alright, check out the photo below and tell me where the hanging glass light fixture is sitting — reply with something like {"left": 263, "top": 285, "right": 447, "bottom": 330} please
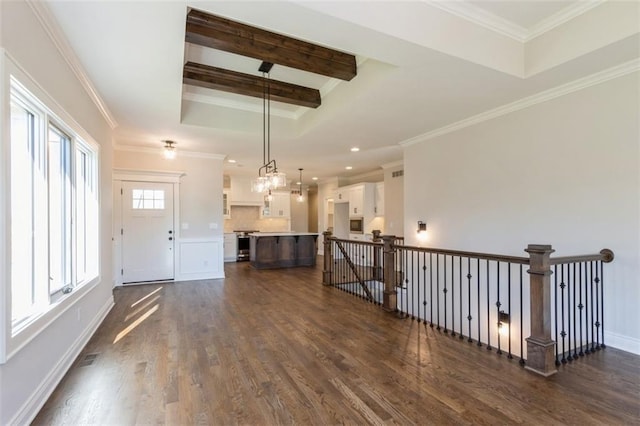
{"left": 252, "top": 62, "right": 286, "bottom": 193}
{"left": 296, "top": 168, "right": 304, "bottom": 203}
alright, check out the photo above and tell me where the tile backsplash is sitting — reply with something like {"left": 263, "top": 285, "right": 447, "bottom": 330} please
{"left": 224, "top": 206, "right": 290, "bottom": 233}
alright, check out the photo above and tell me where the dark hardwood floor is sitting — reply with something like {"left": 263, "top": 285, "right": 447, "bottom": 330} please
{"left": 34, "top": 259, "right": 640, "bottom": 425}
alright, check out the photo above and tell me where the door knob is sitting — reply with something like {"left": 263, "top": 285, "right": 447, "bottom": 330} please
{"left": 169, "top": 237, "right": 173, "bottom": 241}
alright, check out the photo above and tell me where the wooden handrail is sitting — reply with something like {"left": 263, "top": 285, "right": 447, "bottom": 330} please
{"left": 328, "top": 236, "right": 614, "bottom": 268}
{"left": 393, "top": 244, "right": 530, "bottom": 265}
{"left": 550, "top": 249, "right": 614, "bottom": 265}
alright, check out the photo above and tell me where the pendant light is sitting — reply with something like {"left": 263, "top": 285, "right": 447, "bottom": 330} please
{"left": 296, "top": 168, "right": 304, "bottom": 203}
{"left": 252, "top": 62, "right": 286, "bottom": 193}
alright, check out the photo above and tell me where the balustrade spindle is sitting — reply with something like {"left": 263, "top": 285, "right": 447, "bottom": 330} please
{"left": 497, "top": 261, "right": 502, "bottom": 355}
{"left": 444, "top": 255, "right": 449, "bottom": 334}
{"left": 467, "top": 258, "right": 473, "bottom": 343}
{"left": 477, "top": 260, "right": 481, "bottom": 347}
{"left": 430, "top": 253, "right": 434, "bottom": 327}
{"left": 507, "top": 263, "right": 513, "bottom": 359}
{"left": 486, "top": 260, "right": 491, "bottom": 351}
{"left": 436, "top": 254, "right": 441, "bottom": 331}
{"left": 422, "top": 252, "right": 428, "bottom": 324}
{"left": 573, "top": 263, "right": 578, "bottom": 360}
{"left": 519, "top": 264, "right": 524, "bottom": 366}
{"left": 459, "top": 257, "right": 463, "bottom": 339}
{"left": 590, "top": 261, "right": 596, "bottom": 354}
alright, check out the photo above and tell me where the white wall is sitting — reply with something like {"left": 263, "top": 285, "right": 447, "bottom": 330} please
{"left": 403, "top": 72, "right": 640, "bottom": 354}
{"left": 316, "top": 178, "right": 341, "bottom": 254}
{"left": 0, "top": 1, "right": 114, "bottom": 423}
{"left": 114, "top": 150, "right": 225, "bottom": 281}
{"left": 290, "top": 192, "right": 309, "bottom": 232}
{"left": 383, "top": 162, "right": 404, "bottom": 237}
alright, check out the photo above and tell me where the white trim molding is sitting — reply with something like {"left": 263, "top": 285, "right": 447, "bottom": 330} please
{"left": 112, "top": 171, "right": 184, "bottom": 286}
{"left": 401, "top": 59, "right": 640, "bottom": 147}
{"left": 427, "top": 0, "right": 605, "bottom": 43}
{"left": 114, "top": 144, "right": 227, "bottom": 161}
{"left": 113, "top": 168, "right": 186, "bottom": 183}
{"left": 176, "top": 237, "right": 225, "bottom": 281}
{"left": 25, "top": 0, "right": 118, "bottom": 129}
{"left": 9, "top": 297, "right": 114, "bottom": 426}
{"left": 604, "top": 330, "right": 640, "bottom": 356}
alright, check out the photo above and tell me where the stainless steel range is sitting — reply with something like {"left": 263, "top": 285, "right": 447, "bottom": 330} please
{"left": 234, "top": 230, "right": 259, "bottom": 261}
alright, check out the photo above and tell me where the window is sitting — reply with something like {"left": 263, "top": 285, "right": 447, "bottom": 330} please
{"left": 132, "top": 189, "right": 165, "bottom": 210}
{"left": 9, "top": 77, "right": 99, "bottom": 333}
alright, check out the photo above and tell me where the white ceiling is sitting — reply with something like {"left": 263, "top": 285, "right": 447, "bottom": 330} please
{"left": 43, "top": 0, "right": 639, "bottom": 183}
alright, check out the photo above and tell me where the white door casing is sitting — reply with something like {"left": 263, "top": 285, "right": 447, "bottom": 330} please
{"left": 121, "top": 181, "right": 174, "bottom": 283}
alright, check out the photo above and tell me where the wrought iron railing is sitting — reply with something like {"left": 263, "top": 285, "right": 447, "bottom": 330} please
{"left": 550, "top": 250, "right": 613, "bottom": 365}
{"left": 322, "top": 232, "right": 614, "bottom": 376}
{"left": 394, "top": 246, "right": 530, "bottom": 362}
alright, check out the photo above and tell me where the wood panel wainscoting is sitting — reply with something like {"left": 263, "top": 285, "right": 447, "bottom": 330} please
{"left": 34, "top": 259, "right": 639, "bottom": 425}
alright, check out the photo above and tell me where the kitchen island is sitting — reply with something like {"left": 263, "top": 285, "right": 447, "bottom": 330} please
{"left": 249, "top": 232, "right": 319, "bottom": 269}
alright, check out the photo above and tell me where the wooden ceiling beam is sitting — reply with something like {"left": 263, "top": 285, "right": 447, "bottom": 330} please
{"left": 185, "top": 9, "right": 357, "bottom": 81}
{"left": 183, "top": 62, "right": 322, "bottom": 109}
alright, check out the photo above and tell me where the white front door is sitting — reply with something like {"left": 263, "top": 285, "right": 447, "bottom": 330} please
{"left": 121, "top": 181, "right": 175, "bottom": 283}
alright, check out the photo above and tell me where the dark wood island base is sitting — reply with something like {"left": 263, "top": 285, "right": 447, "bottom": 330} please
{"left": 249, "top": 233, "right": 319, "bottom": 269}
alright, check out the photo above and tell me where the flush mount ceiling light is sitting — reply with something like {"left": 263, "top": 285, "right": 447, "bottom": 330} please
{"left": 350, "top": 147, "right": 360, "bottom": 152}
{"left": 252, "top": 62, "right": 286, "bottom": 194}
{"left": 163, "top": 140, "right": 176, "bottom": 159}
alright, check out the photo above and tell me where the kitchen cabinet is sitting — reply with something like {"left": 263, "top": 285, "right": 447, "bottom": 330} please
{"left": 262, "top": 192, "right": 290, "bottom": 218}
{"left": 223, "top": 190, "right": 231, "bottom": 219}
{"left": 223, "top": 233, "right": 237, "bottom": 262}
{"left": 350, "top": 186, "right": 364, "bottom": 216}
{"left": 230, "top": 176, "right": 263, "bottom": 206}
{"left": 334, "top": 188, "right": 349, "bottom": 203}
{"left": 374, "top": 182, "right": 384, "bottom": 216}
{"left": 349, "top": 183, "right": 375, "bottom": 217}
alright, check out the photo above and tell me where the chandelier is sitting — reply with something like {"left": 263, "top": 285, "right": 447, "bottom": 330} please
{"left": 252, "top": 62, "right": 286, "bottom": 194}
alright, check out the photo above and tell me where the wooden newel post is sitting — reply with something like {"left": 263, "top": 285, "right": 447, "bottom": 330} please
{"left": 382, "top": 235, "right": 397, "bottom": 312}
{"left": 372, "top": 230, "right": 382, "bottom": 281}
{"left": 525, "top": 244, "right": 557, "bottom": 377}
{"left": 322, "top": 231, "right": 333, "bottom": 285}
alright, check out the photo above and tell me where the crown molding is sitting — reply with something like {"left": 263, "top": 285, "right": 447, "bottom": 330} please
{"left": 427, "top": 0, "right": 528, "bottom": 42}
{"left": 115, "top": 143, "right": 226, "bottom": 160}
{"left": 26, "top": 0, "right": 118, "bottom": 129}
{"left": 401, "top": 58, "right": 640, "bottom": 147}
{"left": 526, "top": 0, "right": 605, "bottom": 42}
{"left": 427, "top": 0, "right": 605, "bottom": 43}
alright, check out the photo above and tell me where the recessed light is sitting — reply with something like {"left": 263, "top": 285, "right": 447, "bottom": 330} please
{"left": 350, "top": 147, "right": 360, "bottom": 152}
{"left": 312, "top": 177, "right": 318, "bottom": 181}
{"left": 228, "top": 159, "right": 236, "bottom": 163}
{"left": 345, "top": 166, "right": 353, "bottom": 170}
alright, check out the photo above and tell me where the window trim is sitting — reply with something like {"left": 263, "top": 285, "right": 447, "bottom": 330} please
{"left": 1, "top": 52, "right": 102, "bottom": 364}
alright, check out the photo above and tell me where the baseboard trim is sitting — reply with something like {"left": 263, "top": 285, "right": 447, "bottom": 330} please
{"left": 10, "top": 296, "right": 115, "bottom": 426}
{"left": 604, "top": 330, "right": 640, "bottom": 355}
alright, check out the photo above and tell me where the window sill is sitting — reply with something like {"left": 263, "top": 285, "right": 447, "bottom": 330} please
{"left": 3, "top": 275, "right": 101, "bottom": 364}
